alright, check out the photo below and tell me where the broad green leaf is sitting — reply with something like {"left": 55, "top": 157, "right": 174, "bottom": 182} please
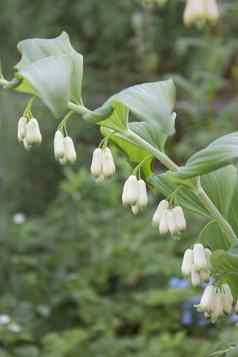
{"left": 19, "top": 55, "right": 72, "bottom": 118}
{"left": 199, "top": 221, "right": 231, "bottom": 251}
{"left": 98, "top": 101, "right": 128, "bottom": 132}
{"left": 228, "top": 173, "right": 238, "bottom": 238}
{"left": 211, "top": 249, "right": 238, "bottom": 297}
{"left": 15, "top": 32, "right": 83, "bottom": 116}
{"left": 101, "top": 125, "right": 153, "bottom": 178}
{"left": 149, "top": 174, "right": 209, "bottom": 217}
{"left": 88, "top": 79, "right": 176, "bottom": 149}
{"left": 201, "top": 165, "right": 237, "bottom": 219}
{"left": 174, "top": 132, "right": 238, "bottom": 179}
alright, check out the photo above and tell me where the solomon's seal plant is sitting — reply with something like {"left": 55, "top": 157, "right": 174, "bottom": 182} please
{"left": 1, "top": 32, "right": 238, "bottom": 324}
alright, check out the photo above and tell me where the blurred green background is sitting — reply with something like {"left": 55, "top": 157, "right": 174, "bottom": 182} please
{"left": 1, "top": 0, "right": 238, "bottom": 356}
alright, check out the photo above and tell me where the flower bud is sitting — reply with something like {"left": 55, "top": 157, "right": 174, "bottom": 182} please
{"left": 206, "top": 0, "right": 219, "bottom": 23}
{"left": 122, "top": 175, "right": 139, "bottom": 207}
{"left": 25, "top": 118, "right": 42, "bottom": 145}
{"left": 91, "top": 148, "right": 103, "bottom": 177}
{"left": 63, "top": 136, "right": 77, "bottom": 163}
{"left": 102, "top": 148, "right": 116, "bottom": 177}
{"left": 193, "top": 243, "right": 207, "bottom": 271}
{"left": 167, "top": 210, "right": 177, "bottom": 235}
{"left": 173, "top": 206, "right": 186, "bottom": 232}
{"left": 152, "top": 200, "right": 169, "bottom": 226}
{"left": 181, "top": 249, "right": 194, "bottom": 276}
{"left": 159, "top": 210, "right": 169, "bottom": 235}
{"left": 137, "top": 179, "right": 148, "bottom": 209}
{"left": 191, "top": 264, "right": 201, "bottom": 287}
{"left": 221, "top": 284, "right": 233, "bottom": 315}
{"left": 196, "top": 285, "right": 216, "bottom": 313}
{"left": 17, "top": 116, "right": 27, "bottom": 142}
{"left": 54, "top": 130, "right": 65, "bottom": 160}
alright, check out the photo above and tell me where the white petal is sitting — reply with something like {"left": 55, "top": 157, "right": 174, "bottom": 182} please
{"left": 211, "top": 289, "right": 224, "bottom": 323}
{"left": 221, "top": 284, "right": 233, "bottom": 314}
{"left": 54, "top": 130, "right": 65, "bottom": 160}
{"left": 152, "top": 200, "right": 169, "bottom": 226}
{"left": 102, "top": 148, "right": 116, "bottom": 177}
{"left": 122, "top": 176, "right": 139, "bottom": 207}
{"left": 131, "top": 204, "right": 140, "bottom": 215}
{"left": 17, "top": 116, "right": 27, "bottom": 142}
{"left": 206, "top": 0, "right": 219, "bottom": 22}
{"left": 91, "top": 148, "right": 103, "bottom": 177}
{"left": 191, "top": 264, "right": 201, "bottom": 287}
{"left": 193, "top": 243, "right": 208, "bottom": 271}
{"left": 196, "top": 285, "right": 216, "bottom": 313}
{"left": 137, "top": 179, "right": 148, "bottom": 209}
{"left": 159, "top": 211, "right": 169, "bottom": 235}
{"left": 64, "top": 136, "right": 77, "bottom": 163}
{"left": 183, "top": 0, "right": 206, "bottom": 26}
{"left": 181, "top": 249, "right": 194, "bottom": 276}
{"left": 173, "top": 206, "right": 186, "bottom": 232}
{"left": 25, "top": 118, "right": 42, "bottom": 145}
{"left": 167, "top": 210, "right": 177, "bottom": 235}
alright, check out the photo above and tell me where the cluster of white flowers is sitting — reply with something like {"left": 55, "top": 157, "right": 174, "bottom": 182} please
{"left": 17, "top": 116, "right": 42, "bottom": 150}
{"left": 53, "top": 130, "right": 77, "bottom": 164}
{"left": 122, "top": 175, "right": 148, "bottom": 215}
{"left": 196, "top": 284, "right": 236, "bottom": 323}
{"left": 152, "top": 200, "right": 186, "bottom": 235}
{"left": 181, "top": 243, "right": 211, "bottom": 286}
{"left": 184, "top": 0, "right": 219, "bottom": 27}
{"left": 90, "top": 147, "right": 116, "bottom": 181}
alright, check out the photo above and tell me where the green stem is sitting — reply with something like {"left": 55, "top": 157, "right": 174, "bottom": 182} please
{"left": 69, "top": 103, "right": 238, "bottom": 245}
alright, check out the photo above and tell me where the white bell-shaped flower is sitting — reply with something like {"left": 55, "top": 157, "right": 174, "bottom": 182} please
{"left": 173, "top": 206, "right": 186, "bottom": 232}
{"left": 17, "top": 116, "right": 27, "bottom": 142}
{"left": 196, "top": 285, "right": 216, "bottom": 313}
{"left": 183, "top": 0, "right": 206, "bottom": 26}
{"left": 25, "top": 118, "right": 42, "bottom": 145}
{"left": 91, "top": 148, "right": 103, "bottom": 178}
{"left": 206, "top": 0, "right": 219, "bottom": 22}
{"left": 137, "top": 179, "right": 148, "bottom": 209}
{"left": 63, "top": 136, "right": 77, "bottom": 163}
{"left": 211, "top": 289, "right": 224, "bottom": 323}
{"left": 54, "top": 130, "right": 65, "bottom": 160}
{"left": 181, "top": 249, "right": 194, "bottom": 276}
{"left": 122, "top": 175, "right": 139, "bottom": 207}
{"left": 159, "top": 210, "right": 169, "bottom": 235}
{"left": 102, "top": 147, "right": 116, "bottom": 177}
{"left": 191, "top": 264, "right": 201, "bottom": 287}
{"left": 167, "top": 210, "right": 177, "bottom": 235}
{"left": 193, "top": 243, "right": 208, "bottom": 271}
{"left": 221, "top": 284, "right": 233, "bottom": 315}
{"left": 152, "top": 200, "right": 169, "bottom": 226}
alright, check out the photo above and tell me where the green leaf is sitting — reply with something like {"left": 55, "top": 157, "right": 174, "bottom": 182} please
{"left": 201, "top": 165, "right": 237, "bottom": 218}
{"left": 89, "top": 79, "right": 176, "bottom": 149}
{"left": 199, "top": 221, "right": 231, "bottom": 251}
{"left": 14, "top": 32, "right": 83, "bottom": 117}
{"left": 19, "top": 55, "right": 72, "bottom": 118}
{"left": 211, "top": 249, "right": 238, "bottom": 298}
{"left": 174, "top": 132, "right": 238, "bottom": 179}
{"left": 101, "top": 125, "right": 153, "bottom": 178}
{"left": 98, "top": 101, "right": 128, "bottom": 132}
{"left": 228, "top": 173, "right": 238, "bottom": 238}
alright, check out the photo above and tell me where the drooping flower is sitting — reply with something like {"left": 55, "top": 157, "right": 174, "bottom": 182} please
{"left": 181, "top": 249, "right": 194, "bottom": 276}
{"left": 183, "top": 0, "right": 219, "bottom": 27}
{"left": 193, "top": 243, "right": 208, "bottom": 271}
{"left": 17, "top": 116, "right": 27, "bottom": 142}
{"left": 131, "top": 179, "right": 148, "bottom": 215}
{"left": 91, "top": 148, "right": 103, "bottom": 178}
{"left": 152, "top": 200, "right": 169, "bottom": 226}
{"left": 63, "top": 136, "right": 77, "bottom": 163}
{"left": 196, "top": 285, "right": 216, "bottom": 313}
{"left": 25, "top": 118, "right": 42, "bottom": 146}
{"left": 206, "top": 0, "right": 219, "bottom": 23}
{"left": 122, "top": 175, "right": 139, "bottom": 207}
{"left": 102, "top": 147, "right": 116, "bottom": 178}
{"left": 221, "top": 284, "right": 233, "bottom": 315}
{"left": 54, "top": 130, "right": 65, "bottom": 161}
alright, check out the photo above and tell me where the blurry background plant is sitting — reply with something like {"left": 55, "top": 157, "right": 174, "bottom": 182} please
{"left": 1, "top": 0, "right": 238, "bottom": 356}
